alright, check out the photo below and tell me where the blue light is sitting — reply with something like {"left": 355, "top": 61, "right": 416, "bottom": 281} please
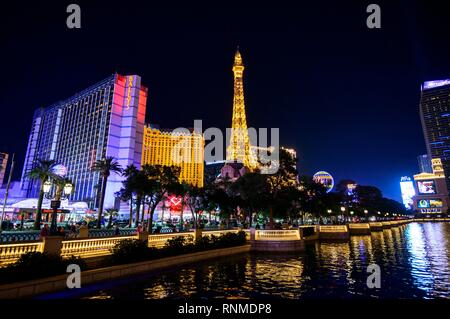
{"left": 423, "top": 79, "right": 450, "bottom": 90}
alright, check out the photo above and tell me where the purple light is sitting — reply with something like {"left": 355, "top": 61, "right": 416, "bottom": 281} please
{"left": 423, "top": 79, "right": 450, "bottom": 90}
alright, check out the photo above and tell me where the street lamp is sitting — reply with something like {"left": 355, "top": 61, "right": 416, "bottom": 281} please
{"left": 327, "top": 209, "right": 332, "bottom": 214}
{"left": 44, "top": 180, "right": 73, "bottom": 235}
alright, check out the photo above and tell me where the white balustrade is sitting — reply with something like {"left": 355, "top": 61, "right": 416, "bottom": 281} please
{"left": 61, "top": 236, "right": 136, "bottom": 258}
{"left": 318, "top": 225, "right": 348, "bottom": 233}
{"left": 147, "top": 233, "right": 193, "bottom": 249}
{"left": 0, "top": 242, "right": 43, "bottom": 265}
{"left": 255, "top": 230, "right": 300, "bottom": 241}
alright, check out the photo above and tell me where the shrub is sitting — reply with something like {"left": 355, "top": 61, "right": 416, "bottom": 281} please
{"left": 195, "top": 235, "right": 213, "bottom": 250}
{"left": 109, "top": 239, "right": 156, "bottom": 265}
{"left": 163, "top": 235, "right": 194, "bottom": 255}
{"left": 215, "top": 231, "right": 247, "bottom": 248}
{"left": 0, "top": 252, "right": 88, "bottom": 284}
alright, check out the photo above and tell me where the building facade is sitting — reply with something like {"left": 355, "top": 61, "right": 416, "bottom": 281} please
{"left": 419, "top": 79, "right": 450, "bottom": 193}
{"left": 412, "top": 158, "right": 450, "bottom": 216}
{"left": 141, "top": 126, "right": 204, "bottom": 187}
{"left": 417, "top": 154, "right": 433, "bottom": 173}
{"left": 0, "top": 153, "right": 8, "bottom": 187}
{"left": 20, "top": 74, "right": 148, "bottom": 209}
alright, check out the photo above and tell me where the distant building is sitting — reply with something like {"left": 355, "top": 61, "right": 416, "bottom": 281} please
{"left": 205, "top": 160, "right": 226, "bottom": 183}
{"left": 419, "top": 79, "right": 450, "bottom": 193}
{"left": 412, "top": 158, "right": 450, "bottom": 215}
{"left": 20, "top": 74, "right": 148, "bottom": 209}
{"left": 417, "top": 154, "right": 432, "bottom": 173}
{"left": 141, "top": 126, "right": 204, "bottom": 187}
{"left": 0, "top": 153, "right": 8, "bottom": 186}
{"left": 220, "top": 162, "right": 248, "bottom": 181}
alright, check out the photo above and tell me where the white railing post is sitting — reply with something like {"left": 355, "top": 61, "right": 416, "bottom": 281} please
{"left": 42, "top": 236, "right": 63, "bottom": 255}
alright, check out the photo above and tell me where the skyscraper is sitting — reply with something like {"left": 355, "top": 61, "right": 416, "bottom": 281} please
{"left": 20, "top": 74, "right": 147, "bottom": 209}
{"left": 0, "top": 153, "right": 8, "bottom": 186}
{"left": 419, "top": 79, "right": 450, "bottom": 194}
{"left": 417, "top": 154, "right": 432, "bottom": 173}
{"left": 226, "top": 49, "right": 256, "bottom": 168}
{"left": 141, "top": 126, "right": 204, "bottom": 187}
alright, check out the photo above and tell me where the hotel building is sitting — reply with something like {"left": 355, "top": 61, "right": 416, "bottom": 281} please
{"left": 20, "top": 74, "right": 148, "bottom": 209}
{"left": 141, "top": 125, "right": 204, "bottom": 187}
{"left": 412, "top": 158, "right": 450, "bottom": 215}
{"left": 0, "top": 153, "right": 8, "bottom": 186}
{"left": 419, "top": 79, "right": 450, "bottom": 193}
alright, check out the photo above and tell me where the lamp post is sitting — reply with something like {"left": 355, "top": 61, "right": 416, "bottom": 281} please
{"left": 44, "top": 180, "right": 73, "bottom": 235}
{"left": 364, "top": 209, "right": 368, "bottom": 222}
{"left": 340, "top": 206, "right": 346, "bottom": 223}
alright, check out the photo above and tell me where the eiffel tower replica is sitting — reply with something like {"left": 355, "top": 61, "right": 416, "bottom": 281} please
{"left": 221, "top": 48, "right": 257, "bottom": 180}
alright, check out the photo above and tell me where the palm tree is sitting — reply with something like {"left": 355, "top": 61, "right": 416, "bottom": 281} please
{"left": 105, "top": 208, "right": 119, "bottom": 229}
{"left": 26, "top": 159, "right": 58, "bottom": 230}
{"left": 91, "top": 157, "right": 122, "bottom": 228}
{"left": 123, "top": 164, "right": 138, "bottom": 227}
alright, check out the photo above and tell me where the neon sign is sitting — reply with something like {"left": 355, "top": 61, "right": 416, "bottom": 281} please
{"left": 126, "top": 76, "right": 134, "bottom": 110}
{"left": 423, "top": 79, "right": 450, "bottom": 90}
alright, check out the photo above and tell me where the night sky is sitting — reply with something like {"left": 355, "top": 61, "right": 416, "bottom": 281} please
{"left": 1, "top": 1, "right": 450, "bottom": 202}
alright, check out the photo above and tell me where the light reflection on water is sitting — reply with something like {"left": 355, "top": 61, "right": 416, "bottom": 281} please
{"left": 46, "top": 222, "right": 450, "bottom": 299}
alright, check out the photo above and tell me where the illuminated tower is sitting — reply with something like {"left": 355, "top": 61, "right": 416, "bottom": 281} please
{"left": 226, "top": 48, "right": 256, "bottom": 168}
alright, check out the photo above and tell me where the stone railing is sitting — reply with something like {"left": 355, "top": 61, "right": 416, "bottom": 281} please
{"left": 255, "top": 229, "right": 300, "bottom": 241}
{"left": 0, "top": 231, "right": 40, "bottom": 243}
{"left": 0, "top": 228, "right": 137, "bottom": 243}
{"left": 0, "top": 242, "right": 44, "bottom": 265}
{"left": 61, "top": 236, "right": 137, "bottom": 258}
{"left": 204, "top": 229, "right": 250, "bottom": 240}
{"left": 88, "top": 228, "right": 137, "bottom": 238}
{"left": 147, "top": 232, "right": 193, "bottom": 249}
{"left": 348, "top": 223, "right": 370, "bottom": 229}
{"left": 318, "top": 225, "right": 348, "bottom": 232}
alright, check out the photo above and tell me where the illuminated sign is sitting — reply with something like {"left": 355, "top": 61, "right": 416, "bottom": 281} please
{"left": 423, "top": 79, "right": 450, "bottom": 90}
{"left": 167, "top": 195, "right": 182, "bottom": 212}
{"left": 430, "top": 199, "right": 443, "bottom": 208}
{"left": 417, "top": 180, "right": 436, "bottom": 194}
{"left": 347, "top": 183, "right": 357, "bottom": 196}
{"left": 313, "top": 171, "right": 334, "bottom": 193}
{"left": 400, "top": 177, "right": 415, "bottom": 209}
{"left": 420, "top": 208, "right": 442, "bottom": 214}
{"left": 126, "top": 76, "right": 134, "bottom": 110}
{"left": 418, "top": 199, "right": 430, "bottom": 208}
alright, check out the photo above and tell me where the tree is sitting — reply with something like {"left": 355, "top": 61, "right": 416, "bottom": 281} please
{"left": 354, "top": 185, "right": 383, "bottom": 214}
{"left": 91, "top": 157, "right": 122, "bottom": 228}
{"left": 297, "top": 175, "right": 328, "bottom": 221}
{"left": 121, "top": 164, "right": 138, "bottom": 227}
{"left": 208, "top": 177, "right": 239, "bottom": 227}
{"left": 182, "top": 184, "right": 208, "bottom": 229}
{"left": 105, "top": 208, "right": 119, "bottom": 229}
{"left": 231, "top": 172, "right": 269, "bottom": 227}
{"left": 141, "top": 165, "right": 181, "bottom": 233}
{"left": 26, "top": 159, "right": 58, "bottom": 230}
{"left": 266, "top": 148, "right": 299, "bottom": 226}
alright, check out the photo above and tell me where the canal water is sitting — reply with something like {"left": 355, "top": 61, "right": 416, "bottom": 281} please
{"left": 40, "top": 222, "right": 450, "bottom": 299}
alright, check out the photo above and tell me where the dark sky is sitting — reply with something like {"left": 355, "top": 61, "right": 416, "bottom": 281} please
{"left": 1, "top": 1, "right": 450, "bottom": 202}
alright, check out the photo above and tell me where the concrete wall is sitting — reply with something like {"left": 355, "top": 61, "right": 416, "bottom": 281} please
{"left": 0, "top": 244, "right": 251, "bottom": 299}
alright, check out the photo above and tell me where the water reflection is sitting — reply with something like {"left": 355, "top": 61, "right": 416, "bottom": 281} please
{"left": 48, "top": 222, "right": 449, "bottom": 300}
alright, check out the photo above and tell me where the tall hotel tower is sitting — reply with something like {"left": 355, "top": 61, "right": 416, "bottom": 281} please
{"left": 419, "top": 79, "right": 450, "bottom": 194}
{"left": 142, "top": 125, "right": 204, "bottom": 187}
{"left": 20, "top": 74, "right": 148, "bottom": 209}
